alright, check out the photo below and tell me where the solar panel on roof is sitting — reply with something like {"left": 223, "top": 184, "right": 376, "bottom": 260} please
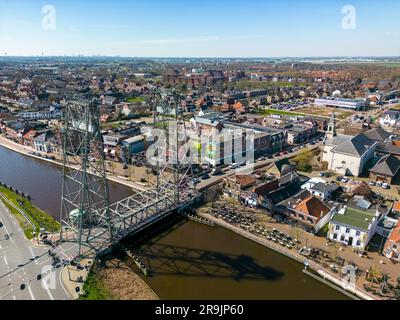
{"left": 357, "top": 199, "right": 371, "bottom": 210}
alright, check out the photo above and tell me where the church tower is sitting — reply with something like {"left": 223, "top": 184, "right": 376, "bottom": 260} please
{"left": 326, "top": 113, "right": 337, "bottom": 139}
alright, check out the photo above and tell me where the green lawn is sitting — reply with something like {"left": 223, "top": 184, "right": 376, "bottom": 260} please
{"left": 257, "top": 108, "right": 306, "bottom": 117}
{"left": 101, "top": 121, "right": 124, "bottom": 129}
{"left": 127, "top": 97, "right": 145, "bottom": 104}
{"left": 0, "top": 185, "right": 60, "bottom": 239}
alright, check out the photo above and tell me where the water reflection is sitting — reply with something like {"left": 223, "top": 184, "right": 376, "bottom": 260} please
{"left": 131, "top": 243, "right": 284, "bottom": 281}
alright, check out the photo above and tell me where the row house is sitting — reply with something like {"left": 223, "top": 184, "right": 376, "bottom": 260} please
{"left": 384, "top": 222, "right": 400, "bottom": 262}
{"left": 277, "top": 189, "right": 338, "bottom": 234}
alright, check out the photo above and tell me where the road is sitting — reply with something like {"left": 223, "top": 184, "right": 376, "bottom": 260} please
{"left": 196, "top": 141, "right": 323, "bottom": 191}
{"left": 0, "top": 200, "right": 74, "bottom": 300}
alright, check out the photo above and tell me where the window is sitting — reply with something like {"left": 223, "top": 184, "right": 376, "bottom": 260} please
{"left": 340, "top": 235, "right": 345, "bottom": 241}
{"left": 356, "top": 240, "right": 361, "bottom": 246}
{"left": 356, "top": 230, "right": 361, "bottom": 236}
{"left": 333, "top": 234, "right": 338, "bottom": 239}
{"left": 393, "top": 244, "right": 398, "bottom": 250}
{"left": 346, "top": 228, "right": 350, "bottom": 234}
{"left": 335, "top": 225, "right": 340, "bottom": 231}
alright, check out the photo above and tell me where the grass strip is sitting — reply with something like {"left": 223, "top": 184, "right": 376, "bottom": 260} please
{"left": 0, "top": 185, "right": 60, "bottom": 239}
{"left": 79, "top": 267, "right": 114, "bottom": 300}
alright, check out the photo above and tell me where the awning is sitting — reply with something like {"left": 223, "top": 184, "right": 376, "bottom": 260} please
{"left": 104, "top": 148, "right": 109, "bottom": 153}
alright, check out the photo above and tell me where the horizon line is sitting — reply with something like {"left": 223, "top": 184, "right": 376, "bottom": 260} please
{"left": 1, "top": 55, "right": 400, "bottom": 59}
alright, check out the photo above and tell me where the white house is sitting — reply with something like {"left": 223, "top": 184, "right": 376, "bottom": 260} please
{"left": 378, "top": 110, "right": 400, "bottom": 128}
{"left": 301, "top": 178, "right": 340, "bottom": 200}
{"left": 328, "top": 196, "right": 387, "bottom": 250}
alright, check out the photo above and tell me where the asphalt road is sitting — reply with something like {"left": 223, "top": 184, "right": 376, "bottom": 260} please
{"left": 0, "top": 200, "right": 73, "bottom": 300}
{"left": 196, "top": 141, "right": 323, "bottom": 191}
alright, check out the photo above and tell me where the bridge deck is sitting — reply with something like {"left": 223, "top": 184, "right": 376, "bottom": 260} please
{"left": 64, "top": 183, "right": 201, "bottom": 257}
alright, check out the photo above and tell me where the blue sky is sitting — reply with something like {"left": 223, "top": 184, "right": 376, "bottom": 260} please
{"left": 0, "top": 0, "right": 399, "bottom": 57}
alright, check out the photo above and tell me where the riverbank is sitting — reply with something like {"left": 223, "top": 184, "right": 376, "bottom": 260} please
{"left": 0, "top": 135, "right": 146, "bottom": 191}
{"left": 0, "top": 185, "right": 60, "bottom": 239}
{"left": 79, "top": 259, "right": 159, "bottom": 300}
{"left": 197, "top": 210, "right": 378, "bottom": 300}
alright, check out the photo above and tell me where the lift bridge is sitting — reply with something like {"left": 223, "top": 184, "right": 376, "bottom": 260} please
{"left": 59, "top": 94, "right": 200, "bottom": 258}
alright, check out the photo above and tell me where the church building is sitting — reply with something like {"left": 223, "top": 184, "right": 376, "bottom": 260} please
{"left": 322, "top": 115, "right": 377, "bottom": 177}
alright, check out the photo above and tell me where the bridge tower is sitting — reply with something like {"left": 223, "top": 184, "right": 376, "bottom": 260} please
{"left": 59, "top": 96, "right": 113, "bottom": 257}
{"left": 152, "top": 89, "right": 194, "bottom": 205}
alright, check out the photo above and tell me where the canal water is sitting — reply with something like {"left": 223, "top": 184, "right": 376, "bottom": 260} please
{"left": 0, "top": 145, "right": 347, "bottom": 299}
{"left": 0, "top": 145, "right": 131, "bottom": 218}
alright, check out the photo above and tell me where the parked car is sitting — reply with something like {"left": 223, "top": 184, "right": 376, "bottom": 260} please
{"left": 341, "top": 177, "right": 349, "bottom": 183}
{"left": 336, "top": 176, "right": 343, "bottom": 182}
{"left": 368, "top": 181, "right": 376, "bottom": 186}
{"left": 229, "top": 163, "right": 239, "bottom": 169}
{"left": 319, "top": 172, "right": 325, "bottom": 177}
{"left": 200, "top": 173, "right": 210, "bottom": 180}
{"left": 191, "top": 178, "right": 201, "bottom": 185}
{"left": 376, "top": 181, "right": 382, "bottom": 187}
{"left": 382, "top": 183, "right": 390, "bottom": 189}
{"left": 211, "top": 168, "right": 223, "bottom": 176}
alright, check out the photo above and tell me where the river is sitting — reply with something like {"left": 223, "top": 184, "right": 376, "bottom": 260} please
{"left": 0, "top": 145, "right": 347, "bottom": 299}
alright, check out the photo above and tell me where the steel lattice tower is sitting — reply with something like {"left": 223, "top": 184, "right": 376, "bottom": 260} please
{"left": 59, "top": 97, "right": 113, "bottom": 257}
{"left": 152, "top": 90, "right": 194, "bottom": 204}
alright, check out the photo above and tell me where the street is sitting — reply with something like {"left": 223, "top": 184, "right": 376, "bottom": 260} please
{"left": 0, "top": 200, "right": 72, "bottom": 300}
{"left": 196, "top": 142, "right": 322, "bottom": 191}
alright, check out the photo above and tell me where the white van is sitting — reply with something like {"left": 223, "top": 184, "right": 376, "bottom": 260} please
{"left": 229, "top": 163, "right": 239, "bottom": 169}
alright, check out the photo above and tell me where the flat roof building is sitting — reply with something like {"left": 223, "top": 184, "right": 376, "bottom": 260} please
{"left": 314, "top": 97, "right": 367, "bottom": 110}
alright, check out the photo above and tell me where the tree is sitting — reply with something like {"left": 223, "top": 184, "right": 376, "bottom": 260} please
{"left": 380, "top": 273, "right": 390, "bottom": 294}
{"left": 368, "top": 265, "right": 382, "bottom": 287}
{"left": 394, "top": 287, "right": 400, "bottom": 300}
{"left": 332, "top": 242, "right": 341, "bottom": 261}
